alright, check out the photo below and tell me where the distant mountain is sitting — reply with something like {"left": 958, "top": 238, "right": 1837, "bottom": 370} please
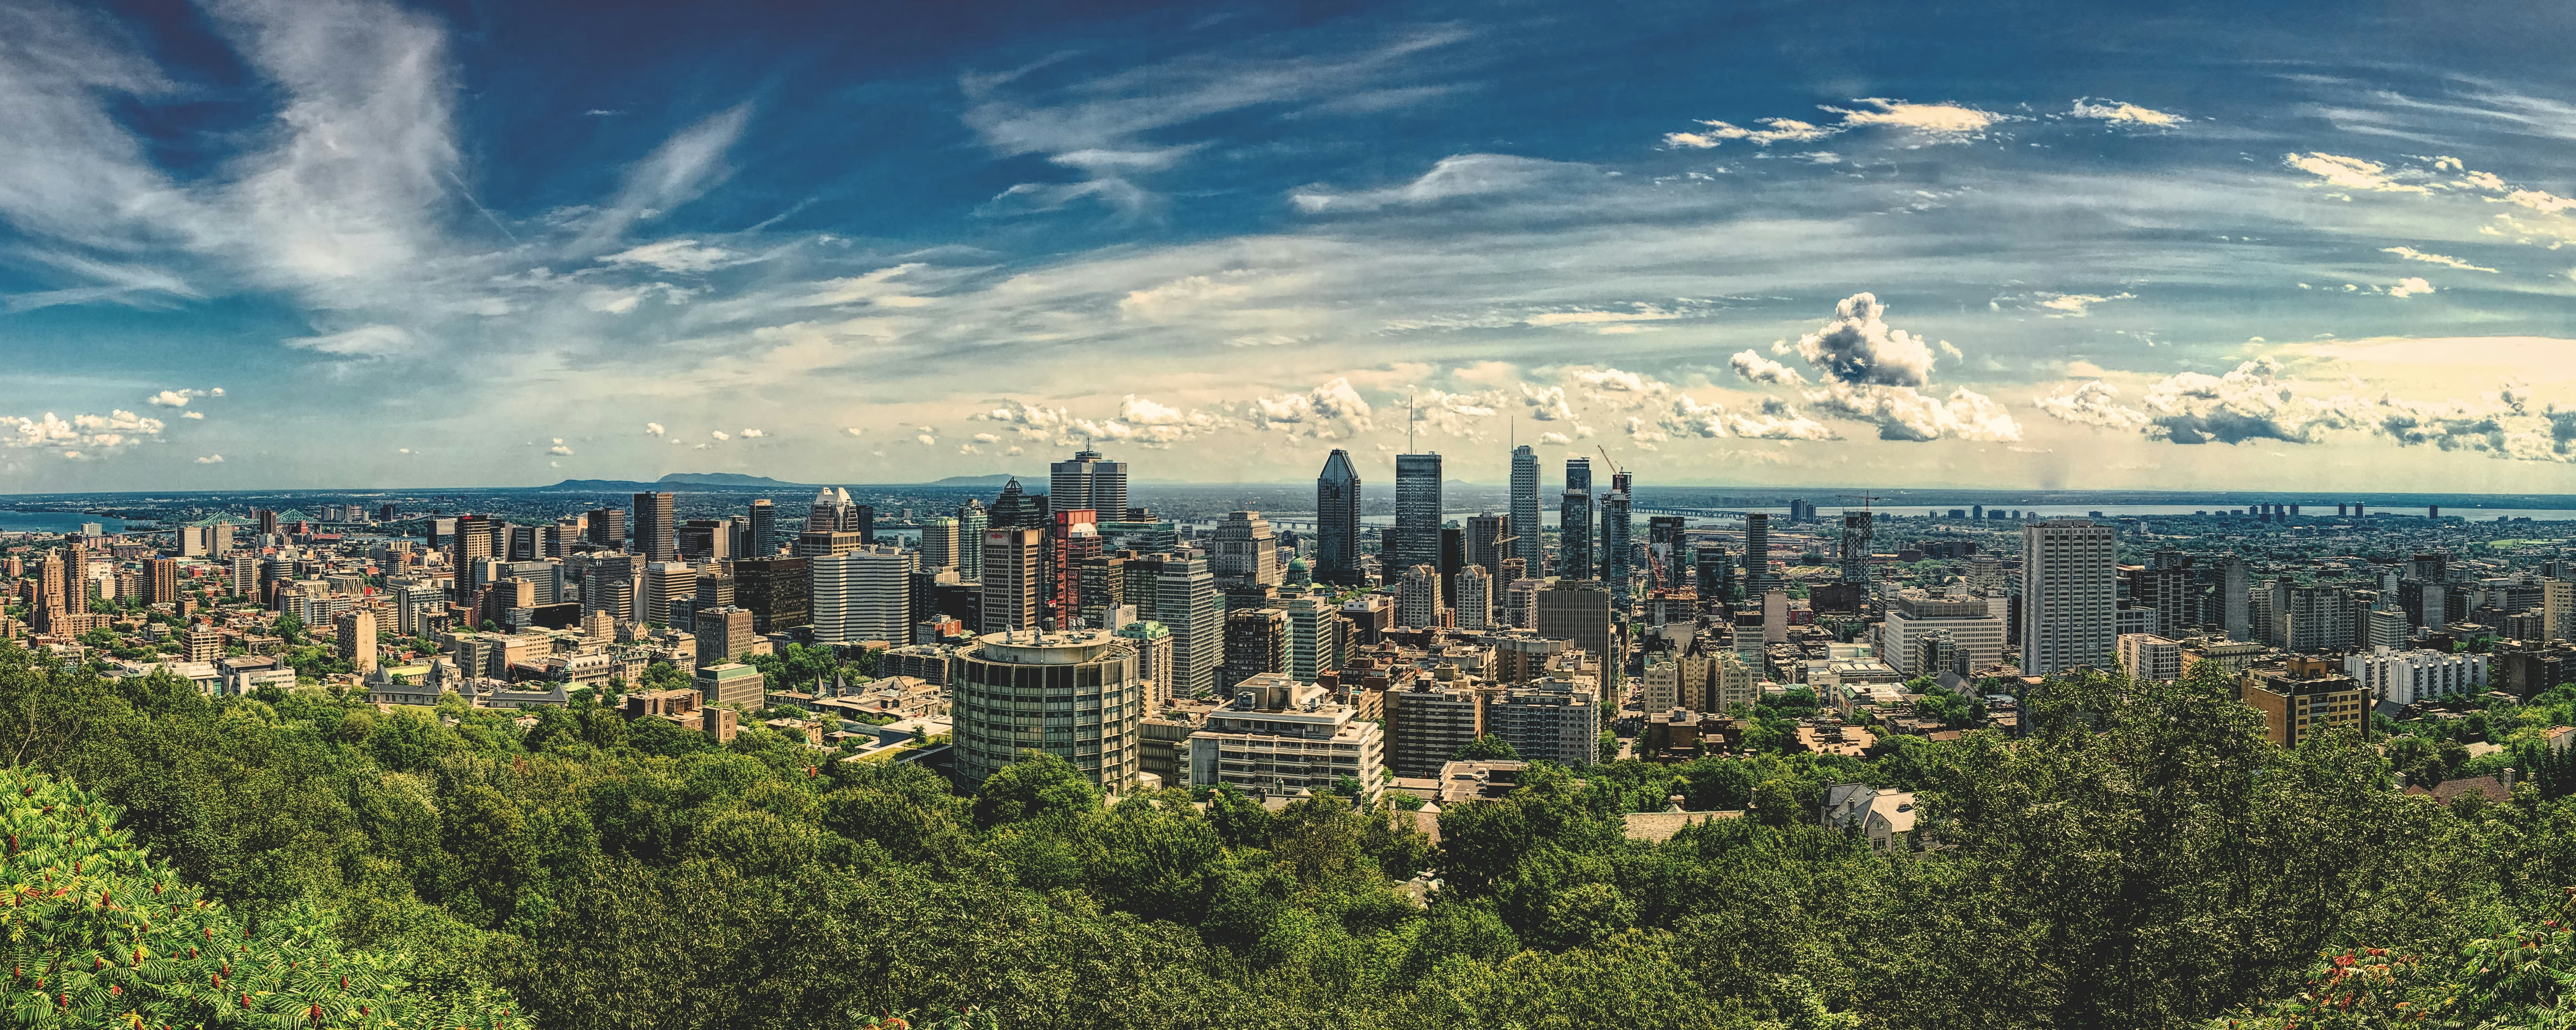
{"left": 927, "top": 473, "right": 1029, "bottom": 487}
{"left": 656, "top": 472, "right": 811, "bottom": 488}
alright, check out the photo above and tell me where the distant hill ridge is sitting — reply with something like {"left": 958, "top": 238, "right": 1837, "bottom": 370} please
{"left": 531, "top": 472, "right": 1038, "bottom": 492}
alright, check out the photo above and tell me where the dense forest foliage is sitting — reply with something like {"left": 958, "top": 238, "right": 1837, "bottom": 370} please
{"left": 8, "top": 640, "right": 2576, "bottom": 1028}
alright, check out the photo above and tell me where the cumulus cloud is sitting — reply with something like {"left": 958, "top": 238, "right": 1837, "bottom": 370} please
{"left": 1538, "top": 431, "right": 1572, "bottom": 445}
{"left": 1795, "top": 293, "right": 1936, "bottom": 387}
{"left": 2382, "top": 246, "right": 2497, "bottom": 273}
{"left": 2136, "top": 358, "right": 2370, "bottom": 444}
{"left": 1780, "top": 292, "right": 2020, "bottom": 441}
{"left": 2283, "top": 153, "right": 2430, "bottom": 194}
{"left": 1730, "top": 350, "right": 1807, "bottom": 386}
{"left": 1519, "top": 383, "right": 1578, "bottom": 421}
{"left": 644, "top": 422, "right": 665, "bottom": 435}
{"left": 1823, "top": 98, "right": 2001, "bottom": 138}
{"left": 2387, "top": 276, "right": 2435, "bottom": 299}
{"left": 194, "top": 454, "right": 223, "bottom": 464}
{"left": 1655, "top": 393, "right": 1835, "bottom": 441}
{"left": 548, "top": 444, "right": 573, "bottom": 455}
{"left": 182, "top": 411, "right": 204, "bottom": 420}
{"left": 740, "top": 428, "right": 765, "bottom": 438}
{"left": 1568, "top": 367, "right": 1674, "bottom": 408}
{"left": 2068, "top": 98, "right": 2184, "bottom": 126}
{"left": 1662, "top": 118, "right": 1837, "bottom": 149}
{"left": 0, "top": 409, "right": 167, "bottom": 455}
{"left": 978, "top": 391, "right": 1244, "bottom": 449}
{"left": 1406, "top": 388, "right": 1504, "bottom": 436}
{"left": 843, "top": 427, "right": 865, "bottom": 436}
{"left": 1247, "top": 378, "right": 1375, "bottom": 439}
{"left": 2035, "top": 381, "right": 2153, "bottom": 431}
{"left": 148, "top": 388, "right": 217, "bottom": 407}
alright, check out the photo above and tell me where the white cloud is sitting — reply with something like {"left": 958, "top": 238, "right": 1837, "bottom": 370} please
{"left": 1824, "top": 98, "right": 2001, "bottom": 138}
{"left": 2388, "top": 276, "right": 2434, "bottom": 299}
{"left": 2067, "top": 98, "right": 2184, "bottom": 126}
{"left": 1519, "top": 383, "right": 1578, "bottom": 421}
{"left": 283, "top": 324, "right": 419, "bottom": 357}
{"left": 1796, "top": 292, "right": 1936, "bottom": 387}
{"left": 843, "top": 427, "right": 865, "bottom": 436}
{"left": 2283, "top": 152, "right": 2429, "bottom": 194}
{"left": 644, "top": 422, "right": 665, "bottom": 435}
{"left": 599, "top": 238, "right": 740, "bottom": 273}
{"left": 1524, "top": 306, "right": 1686, "bottom": 328}
{"left": 547, "top": 444, "right": 573, "bottom": 455}
{"left": 147, "top": 388, "right": 215, "bottom": 407}
{"left": 1730, "top": 350, "right": 1807, "bottom": 386}
{"left": 181, "top": 411, "right": 204, "bottom": 420}
{"left": 0, "top": 409, "right": 166, "bottom": 454}
{"left": 194, "top": 454, "right": 223, "bottom": 464}
{"left": 583, "top": 288, "right": 644, "bottom": 315}
{"left": 1291, "top": 154, "right": 1594, "bottom": 213}
{"left": 2381, "top": 246, "right": 2497, "bottom": 273}
{"left": 1248, "top": 377, "right": 1375, "bottom": 439}
{"left": 2033, "top": 291, "right": 2137, "bottom": 317}
{"left": 740, "top": 428, "right": 765, "bottom": 438}
{"left": 1538, "top": 430, "right": 1572, "bottom": 445}
{"left": 1662, "top": 117, "right": 1837, "bottom": 149}
{"left": 709, "top": 430, "right": 730, "bottom": 441}
{"left": 2036, "top": 380, "right": 2153, "bottom": 431}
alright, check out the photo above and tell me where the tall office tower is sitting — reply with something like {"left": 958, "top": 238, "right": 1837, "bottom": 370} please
{"left": 1398, "top": 564, "right": 1446, "bottom": 628}
{"left": 335, "top": 610, "right": 377, "bottom": 674}
{"left": 2411, "top": 552, "right": 2448, "bottom": 584}
{"left": 1693, "top": 546, "right": 1734, "bottom": 598}
{"left": 810, "top": 545, "right": 916, "bottom": 645}
{"left": 582, "top": 554, "right": 636, "bottom": 622}
{"left": 257, "top": 509, "right": 278, "bottom": 537}
{"left": 1644, "top": 517, "right": 1685, "bottom": 588}
{"left": 1115, "top": 621, "right": 1175, "bottom": 707}
{"left": 504, "top": 523, "right": 541, "bottom": 561}
{"left": 632, "top": 492, "right": 675, "bottom": 562}
{"left": 1537, "top": 582, "right": 1616, "bottom": 695}
{"left": 1155, "top": 557, "right": 1221, "bottom": 697}
{"left": 1222, "top": 607, "right": 1289, "bottom": 690}
{"left": 451, "top": 517, "right": 494, "bottom": 602}
{"left": 732, "top": 557, "right": 809, "bottom": 634}
{"left": 1079, "top": 553, "right": 1130, "bottom": 629}
{"left": 1287, "top": 596, "right": 1348, "bottom": 682}
{"left": 2220, "top": 557, "right": 2252, "bottom": 640}
{"left": 1315, "top": 450, "right": 1364, "bottom": 586}
{"left": 585, "top": 507, "right": 624, "bottom": 549}
{"left": 694, "top": 568, "right": 735, "bottom": 611}
{"left": 1394, "top": 452, "right": 1444, "bottom": 580}
{"left": 956, "top": 499, "right": 988, "bottom": 579}
{"left": 2124, "top": 564, "right": 2195, "bottom": 642}
{"left": 2020, "top": 521, "right": 2118, "bottom": 676}
{"left": 920, "top": 517, "right": 962, "bottom": 571}
{"left": 809, "top": 487, "right": 847, "bottom": 533}
{"left": 980, "top": 528, "right": 1044, "bottom": 633}
{"left": 1048, "top": 509, "right": 1101, "bottom": 630}
{"left": 1510, "top": 445, "right": 1542, "bottom": 574}
{"left": 230, "top": 553, "right": 259, "bottom": 599}
{"left": 2419, "top": 581, "right": 2449, "bottom": 635}
{"left": 1211, "top": 511, "right": 1281, "bottom": 588}
{"left": 1565, "top": 456, "right": 1592, "bottom": 496}
{"left": 1466, "top": 512, "right": 1511, "bottom": 588}
{"left": 1559, "top": 488, "right": 1593, "bottom": 579}
{"left": 1599, "top": 489, "right": 1632, "bottom": 595}
{"left": 1049, "top": 449, "right": 1129, "bottom": 522}
{"left": 642, "top": 561, "right": 697, "bottom": 627}
{"left": 1838, "top": 511, "right": 1874, "bottom": 584}
{"left": 676, "top": 519, "right": 732, "bottom": 563}
{"left": 990, "top": 478, "right": 1038, "bottom": 530}
{"left": 1741, "top": 513, "right": 1771, "bottom": 596}
{"left": 1456, "top": 565, "right": 1494, "bottom": 630}
{"left": 2281, "top": 584, "right": 2359, "bottom": 651}
{"left": 951, "top": 628, "right": 1143, "bottom": 790}
{"left": 145, "top": 558, "right": 179, "bottom": 606}
{"left": 748, "top": 499, "right": 776, "bottom": 558}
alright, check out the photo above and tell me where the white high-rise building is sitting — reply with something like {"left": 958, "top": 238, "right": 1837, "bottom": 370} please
{"left": 2347, "top": 646, "right": 2488, "bottom": 705}
{"left": 1287, "top": 596, "right": 1347, "bottom": 682}
{"left": 2020, "top": 521, "right": 2118, "bottom": 676}
{"left": 1399, "top": 564, "right": 1446, "bottom": 629}
{"left": 1876, "top": 590, "right": 2005, "bottom": 677}
{"left": 1155, "top": 558, "right": 1220, "bottom": 698}
{"left": 810, "top": 545, "right": 916, "bottom": 645}
{"left": 1455, "top": 565, "right": 1493, "bottom": 630}
{"left": 1509, "top": 445, "right": 1542, "bottom": 575}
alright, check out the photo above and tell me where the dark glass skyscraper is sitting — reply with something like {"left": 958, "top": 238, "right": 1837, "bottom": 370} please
{"left": 1315, "top": 449, "right": 1363, "bottom": 585}
{"left": 747, "top": 499, "right": 775, "bottom": 558}
{"left": 1559, "top": 458, "right": 1593, "bottom": 578}
{"left": 631, "top": 492, "right": 675, "bottom": 563}
{"left": 1509, "top": 445, "right": 1541, "bottom": 574}
{"left": 1742, "top": 513, "right": 1771, "bottom": 597}
{"left": 1394, "top": 452, "right": 1443, "bottom": 579}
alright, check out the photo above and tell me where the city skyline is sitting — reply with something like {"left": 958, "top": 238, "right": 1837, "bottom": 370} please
{"left": 7, "top": 1, "right": 2576, "bottom": 494}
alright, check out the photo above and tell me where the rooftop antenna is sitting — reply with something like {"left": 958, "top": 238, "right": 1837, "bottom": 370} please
{"left": 1408, "top": 394, "right": 1418, "bottom": 454}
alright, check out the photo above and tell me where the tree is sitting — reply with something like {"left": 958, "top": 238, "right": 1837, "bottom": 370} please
{"left": 970, "top": 750, "right": 1099, "bottom": 828}
{"left": 1454, "top": 735, "right": 1521, "bottom": 761}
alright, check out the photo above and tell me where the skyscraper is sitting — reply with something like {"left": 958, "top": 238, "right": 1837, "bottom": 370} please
{"left": 1838, "top": 511, "right": 1874, "bottom": 585}
{"left": 586, "top": 507, "right": 625, "bottom": 549}
{"left": 1394, "top": 452, "right": 1443, "bottom": 581}
{"left": 1156, "top": 557, "right": 1221, "bottom": 697}
{"left": 956, "top": 499, "right": 988, "bottom": 580}
{"left": 1510, "top": 445, "right": 1542, "bottom": 574}
{"left": 1399, "top": 564, "right": 1446, "bottom": 629}
{"left": 2220, "top": 556, "right": 2252, "bottom": 641}
{"left": 747, "top": 499, "right": 775, "bottom": 558}
{"left": 1456, "top": 565, "right": 1494, "bottom": 630}
{"left": 810, "top": 546, "right": 915, "bottom": 645}
{"left": 1050, "top": 449, "right": 1130, "bottom": 521}
{"left": 632, "top": 492, "right": 675, "bottom": 563}
{"left": 920, "top": 517, "right": 962, "bottom": 572}
{"left": 1210, "top": 511, "right": 1281, "bottom": 588}
{"left": 1741, "top": 513, "right": 1771, "bottom": 596}
{"left": 1315, "top": 449, "right": 1363, "bottom": 587}
{"left": 980, "top": 528, "right": 1043, "bottom": 633}
{"left": 2020, "top": 520, "right": 2118, "bottom": 676}
{"left": 952, "top": 628, "right": 1143, "bottom": 790}
{"left": 1466, "top": 512, "right": 1512, "bottom": 588}
{"left": 642, "top": 561, "right": 696, "bottom": 627}
{"left": 335, "top": 610, "right": 377, "bottom": 675}
{"left": 1599, "top": 488, "right": 1632, "bottom": 597}
{"left": 1559, "top": 487, "right": 1592, "bottom": 579}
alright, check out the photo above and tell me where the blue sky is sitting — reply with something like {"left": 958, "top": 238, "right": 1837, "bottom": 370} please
{"left": 7, "top": 0, "right": 2576, "bottom": 491}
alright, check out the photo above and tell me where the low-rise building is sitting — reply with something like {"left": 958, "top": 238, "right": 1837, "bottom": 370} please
{"left": 1186, "top": 672, "right": 1384, "bottom": 799}
{"left": 2345, "top": 646, "right": 2488, "bottom": 705}
{"left": 2240, "top": 656, "right": 2370, "bottom": 747}
{"left": 2117, "top": 633, "right": 2183, "bottom": 682}
{"left": 1819, "top": 782, "right": 1917, "bottom": 851}
{"left": 695, "top": 662, "right": 766, "bottom": 709}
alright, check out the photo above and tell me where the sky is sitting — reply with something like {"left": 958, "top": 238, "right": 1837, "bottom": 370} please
{"left": 6, "top": 0, "right": 2576, "bottom": 493}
